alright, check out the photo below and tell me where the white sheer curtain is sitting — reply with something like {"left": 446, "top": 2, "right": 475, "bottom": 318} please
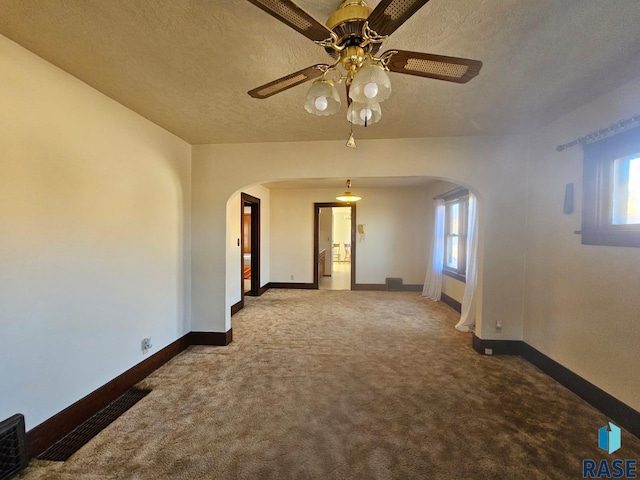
{"left": 456, "top": 193, "right": 478, "bottom": 332}
{"left": 422, "top": 199, "right": 445, "bottom": 300}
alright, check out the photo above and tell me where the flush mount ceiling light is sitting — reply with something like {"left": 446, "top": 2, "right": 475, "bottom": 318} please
{"left": 336, "top": 179, "right": 362, "bottom": 203}
{"left": 247, "top": 0, "right": 483, "bottom": 130}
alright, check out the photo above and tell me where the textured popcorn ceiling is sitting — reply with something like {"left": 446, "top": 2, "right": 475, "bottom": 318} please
{"left": 1, "top": 0, "right": 640, "bottom": 145}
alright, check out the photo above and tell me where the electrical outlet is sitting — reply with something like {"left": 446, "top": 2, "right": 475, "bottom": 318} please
{"left": 141, "top": 337, "right": 153, "bottom": 354}
{"left": 495, "top": 320, "right": 502, "bottom": 333}
{"left": 290, "top": 274, "right": 294, "bottom": 280}
{"left": 484, "top": 348, "right": 493, "bottom": 355}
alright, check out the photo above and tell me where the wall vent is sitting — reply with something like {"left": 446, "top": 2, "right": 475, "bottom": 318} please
{"left": 385, "top": 277, "right": 403, "bottom": 291}
{"left": 38, "top": 388, "right": 150, "bottom": 462}
{"left": 0, "top": 414, "right": 28, "bottom": 480}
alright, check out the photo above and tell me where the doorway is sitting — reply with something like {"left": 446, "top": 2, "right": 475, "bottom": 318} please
{"left": 314, "top": 202, "right": 356, "bottom": 290}
{"left": 241, "top": 193, "right": 260, "bottom": 305}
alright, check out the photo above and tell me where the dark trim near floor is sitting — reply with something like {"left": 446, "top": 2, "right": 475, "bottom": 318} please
{"left": 471, "top": 334, "right": 640, "bottom": 438}
{"left": 26, "top": 329, "right": 234, "bottom": 458}
{"left": 472, "top": 335, "right": 523, "bottom": 356}
{"left": 231, "top": 300, "right": 243, "bottom": 316}
{"left": 26, "top": 333, "right": 192, "bottom": 457}
{"left": 267, "top": 282, "right": 316, "bottom": 289}
{"left": 440, "top": 293, "right": 462, "bottom": 313}
{"left": 519, "top": 343, "right": 640, "bottom": 439}
{"left": 353, "top": 283, "right": 386, "bottom": 291}
{"left": 189, "top": 330, "right": 233, "bottom": 346}
{"left": 246, "top": 284, "right": 269, "bottom": 297}
{"left": 353, "top": 283, "right": 424, "bottom": 292}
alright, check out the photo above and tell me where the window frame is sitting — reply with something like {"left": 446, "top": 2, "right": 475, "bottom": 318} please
{"left": 582, "top": 126, "right": 640, "bottom": 248}
{"left": 442, "top": 190, "right": 469, "bottom": 282}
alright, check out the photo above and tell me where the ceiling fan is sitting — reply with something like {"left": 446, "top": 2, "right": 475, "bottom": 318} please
{"left": 246, "top": 0, "right": 482, "bottom": 131}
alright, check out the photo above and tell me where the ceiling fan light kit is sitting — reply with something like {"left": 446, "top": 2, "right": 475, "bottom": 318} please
{"left": 347, "top": 101, "right": 381, "bottom": 126}
{"left": 304, "top": 79, "right": 342, "bottom": 115}
{"left": 349, "top": 61, "right": 392, "bottom": 104}
{"left": 247, "top": 0, "right": 482, "bottom": 138}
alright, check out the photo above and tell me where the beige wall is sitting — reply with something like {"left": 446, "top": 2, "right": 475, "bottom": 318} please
{"left": 443, "top": 276, "right": 466, "bottom": 304}
{"left": 268, "top": 187, "right": 430, "bottom": 285}
{"left": 524, "top": 77, "right": 640, "bottom": 411}
{"left": 0, "top": 35, "right": 191, "bottom": 429}
{"left": 192, "top": 135, "right": 529, "bottom": 340}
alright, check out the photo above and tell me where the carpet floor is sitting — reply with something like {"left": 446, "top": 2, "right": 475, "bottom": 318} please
{"left": 18, "top": 289, "right": 640, "bottom": 479}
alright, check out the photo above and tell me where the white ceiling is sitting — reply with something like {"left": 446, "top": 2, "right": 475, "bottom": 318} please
{"left": 1, "top": 0, "right": 640, "bottom": 145}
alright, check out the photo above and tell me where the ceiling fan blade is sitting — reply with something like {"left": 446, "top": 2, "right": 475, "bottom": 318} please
{"left": 384, "top": 50, "right": 482, "bottom": 83}
{"left": 246, "top": 0, "right": 334, "bottom": 43}
{"left": 367, "top": 0, "right": 431, "bottom": 36}
{"left": 248, "top": 64, "right": 329, "bottom": 99}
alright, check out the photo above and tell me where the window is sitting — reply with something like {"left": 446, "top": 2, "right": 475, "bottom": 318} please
{"left": 582, "top": 126, "right": 640, "bottom": 247}
{"left": 612, "top": 156, "right": 640, "bottom": 225}
{"left": 443, "top": 190, "right": 469, "bottom": 281}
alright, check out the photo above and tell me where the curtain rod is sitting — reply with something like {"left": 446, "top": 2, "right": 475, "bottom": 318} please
{"left": 556, "top": 113, "right": 640, "bottom": 152}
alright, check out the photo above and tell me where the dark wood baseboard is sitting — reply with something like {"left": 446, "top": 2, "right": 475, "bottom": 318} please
{"left": 471, "top": 334, "right": 640, "bottom": 439}
{"left": 267, "top": 282, "right": 315, "bottom": 289}
{"left": 353, "top": 283, "right": 386, "bottom": 291}
{"left": 26, "top": 333, "right": 192, "bottom": 457}
{"left": 472, "top": 334, "right": 523, "bottom": 356}
{"left": 26, "top": 328, "right": 233, "bottom": 457}
{"left": 440, "top": 292, "right": 462, "bottom": 313}
{"left": 519, "top": 343, "right": 640, "bottom": 439}
{"left": 353, "top": 283, "right": 424, "bottom": 292}
{"left": 231, "top": 300, "right": 243, "bottom": 316}
{"left": 246, "top": 285, "right": 269, "bottom": 297}
{"left": 189, "top": 330, "right": 233, "bottom": 346}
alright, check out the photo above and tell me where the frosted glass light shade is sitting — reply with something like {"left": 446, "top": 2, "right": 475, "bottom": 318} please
{"left": 346, "top": 101, "right": 382, "bottom": 126}
{"left": 349, "top": 63, "right": 391, "bottom": 104}
{"left": 336, "top": 179, "right": 362, "bottom": 202}
{"left": 304, "top": 80, "right": 341, "bottom": 116}
{"left": 336, "top": 192, "right": 362, "bottom": 202}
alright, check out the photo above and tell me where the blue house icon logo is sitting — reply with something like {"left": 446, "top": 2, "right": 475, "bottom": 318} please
{"left": 598, "top": 422, "right": 621, "bottom": 454}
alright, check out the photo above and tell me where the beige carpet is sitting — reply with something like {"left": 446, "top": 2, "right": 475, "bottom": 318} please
{"left": 18, "top": 290, "right": 640, "bottom": 479}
